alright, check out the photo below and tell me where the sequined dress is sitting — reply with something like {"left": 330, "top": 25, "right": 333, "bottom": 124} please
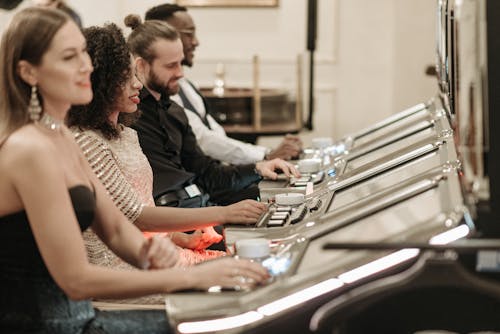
{"left": 73, "top": 127, "right": 223, "bottom": 303}
{"left": 0, "top": 186, "right": 170, "bottom": 333}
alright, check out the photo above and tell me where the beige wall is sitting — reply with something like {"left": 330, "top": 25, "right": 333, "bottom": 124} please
{"left": 0, "top": 0, "right": 437, "bottom": 146}
{"left": 393, "top": 0, "right": 437, "bottom": 113}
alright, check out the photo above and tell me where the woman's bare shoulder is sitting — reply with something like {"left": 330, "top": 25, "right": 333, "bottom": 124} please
{"left": 1, "top": 125, "right": 59, "bottom": 173}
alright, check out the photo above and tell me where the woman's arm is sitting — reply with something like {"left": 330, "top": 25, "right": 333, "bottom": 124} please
{"left": 138, "top": 200, "right": 265, "bottom": 232}
{"left": 71, "top": 130, "right": 179, "bottom": 268}
{"left": 88, "top": 172, "right": 179, "bottom": 269}
{"left": 6, "top": 134, "right": 174, "bottom": 299}
{"left": 7, "top": 131, "right": 268, "bottom": 300}
{"left": 74, "top": 130, "right": 143, "bottom": 222}
{"left": 74, "top": 130, "right": 266, "bottom": 232}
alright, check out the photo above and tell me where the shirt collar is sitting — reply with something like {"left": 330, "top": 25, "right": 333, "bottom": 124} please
{"left": 139, "top": 87, "right": 171, "bottom": 110}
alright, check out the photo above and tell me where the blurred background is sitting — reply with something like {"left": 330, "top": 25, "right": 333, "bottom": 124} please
{"left": 0, "top": 0, "right": 437, "bottom": 145}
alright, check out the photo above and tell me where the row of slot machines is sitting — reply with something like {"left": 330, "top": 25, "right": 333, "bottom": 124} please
{"left": 164, "top": 98, "right": 478, "bottom": 334}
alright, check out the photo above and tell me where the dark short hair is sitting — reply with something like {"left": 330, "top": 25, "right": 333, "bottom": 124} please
{"left": 67, "top": 23, "right": 138, "bottom": 140}
{"left": 145, "top": 4, "right": 187, "bottom": 21}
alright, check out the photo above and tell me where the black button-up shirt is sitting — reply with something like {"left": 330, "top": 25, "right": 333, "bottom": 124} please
{"left": 132, "top": 88, "right": 261, "bottom": 200}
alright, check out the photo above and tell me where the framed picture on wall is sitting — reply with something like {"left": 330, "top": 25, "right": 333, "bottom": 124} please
{"left": 175, "top": 0, "right": 279, "bottom": 7}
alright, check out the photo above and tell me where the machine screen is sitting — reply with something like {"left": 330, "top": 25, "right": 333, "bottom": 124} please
{"left": 297, "top": 186, "right": 444, "bottom": 274}
{"left": 328, "top": 151, "right": 441, "bottom": 212}
{"left": 345, "top": 126, "right": 435, "bottom": 173}
{"left": 353, "top": 110, "right": 429, "bottom": 147}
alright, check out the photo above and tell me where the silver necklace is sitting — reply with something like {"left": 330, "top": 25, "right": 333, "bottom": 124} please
{"left": 38, "top": 113, "right": 63, "bottom": 131}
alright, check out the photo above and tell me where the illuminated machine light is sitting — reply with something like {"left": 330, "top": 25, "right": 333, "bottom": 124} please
{"left": 338, "top": 225, "right": 471, "bottom": 284}
{"left": 177, "top": 311, "right": 263, "bottom": 333}
{"left": 338, "top": 249, "right": 421, "bottom": 284}
{"left": 429, "top": 224, "right": 470, "bottom": 244}
{"left": 177, "top": 226, "right": 470, "bottom": 332}
{"left": 257, "top": 279, "right": 344, "bottom": 316}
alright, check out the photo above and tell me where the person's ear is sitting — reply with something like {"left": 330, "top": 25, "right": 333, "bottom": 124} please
{"left": 17, "top": 60, "right": 38, "bottom": 86}
{"left": 134, "top": 57, "right": 148, "bottom": 82}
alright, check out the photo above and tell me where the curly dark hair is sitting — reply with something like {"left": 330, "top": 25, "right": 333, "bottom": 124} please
{"left": 67, "top": 23, "right": 138, "bottom": 140}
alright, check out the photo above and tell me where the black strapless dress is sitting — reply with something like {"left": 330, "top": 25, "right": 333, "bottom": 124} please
{"left": 0, "top": 186, "right": 170, "bottom": 334}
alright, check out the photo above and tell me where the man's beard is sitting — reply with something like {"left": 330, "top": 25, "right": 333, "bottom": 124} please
{"left": 181, "top": 47, "right": 194, "bottom": 67}
{"left": 146, "top": 70, "right": 179, "bottom": 96}
{"left": 181, "top": 57, "right": 192, "bottom": 67}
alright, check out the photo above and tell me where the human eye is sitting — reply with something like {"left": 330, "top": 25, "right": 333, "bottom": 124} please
{"left": 165, "top": 62, "right": 179, "bottom": 69}
{"left": 179, "top": 29, "right": 195, "bottom": 38}
{"left": 62, "top": 52, "right": 77, "bottom": 61}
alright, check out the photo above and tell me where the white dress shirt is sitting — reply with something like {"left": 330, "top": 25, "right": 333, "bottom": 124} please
{"left": 171, "top": 78, "right": 267, "bottom": 165}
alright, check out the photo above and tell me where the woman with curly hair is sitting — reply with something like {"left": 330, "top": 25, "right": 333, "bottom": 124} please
{"left": 67, "top": 23, "right": 267, "bottom": 303}
{"left": 0, "top": 7, "right": 269, "bottom": 332}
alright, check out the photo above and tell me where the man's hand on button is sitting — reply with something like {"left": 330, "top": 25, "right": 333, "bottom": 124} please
{"left": 255, "top": 158, "right": 301, "bottom": 180}
{"left": 265, "top": 134, "right": 303, "bottom": 161}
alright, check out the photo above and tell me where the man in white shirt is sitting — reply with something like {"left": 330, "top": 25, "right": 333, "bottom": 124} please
{"left": 145, "top": 4, "right": 302, "bottom": 165}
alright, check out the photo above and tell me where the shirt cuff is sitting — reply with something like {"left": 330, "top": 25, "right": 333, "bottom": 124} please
{"left": 263, "top": 147, "right": 272, "bottom": 160}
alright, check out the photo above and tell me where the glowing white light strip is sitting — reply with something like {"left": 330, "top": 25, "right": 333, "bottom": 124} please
{"left": 257, "top": 278, "right": 344, "bottom": 316}
{"left": 338, "top": 225, "right": 471, "bottom": 284}
{"left": 429, "top": 224, "right": 470, "bottom": 244}
{"left": 177, "top": 226, "right": 471, "bottom": 333}
{"left": 177, "top": 311, "right": 263, "bottom": 334}
{"left": 338, "top": 248, "right": 420, "bottom": 284}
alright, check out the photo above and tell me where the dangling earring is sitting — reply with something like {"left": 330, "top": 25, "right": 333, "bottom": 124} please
{"left": 28, "top": 85, "right": 42, "bottom": 121}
